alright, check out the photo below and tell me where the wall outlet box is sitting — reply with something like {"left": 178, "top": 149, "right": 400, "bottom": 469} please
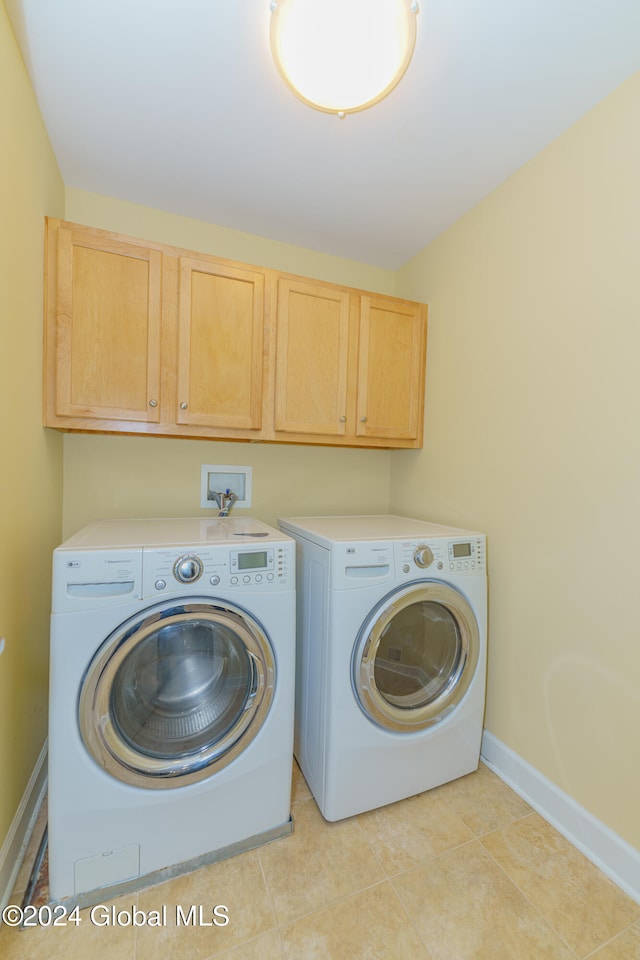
{"left": 201, "top": 465, "right": 252, "bottom": 509}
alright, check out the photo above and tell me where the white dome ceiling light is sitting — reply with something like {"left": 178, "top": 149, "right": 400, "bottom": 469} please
{"left": 269, "top": 0, "right": 419, "bottom": 118}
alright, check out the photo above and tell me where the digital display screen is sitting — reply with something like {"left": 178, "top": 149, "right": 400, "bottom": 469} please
{"left": 238, "top": 551, "right": 268, "bottom": 570}
{"left": 452, "top": 542, "right": 472, "bottom": 559}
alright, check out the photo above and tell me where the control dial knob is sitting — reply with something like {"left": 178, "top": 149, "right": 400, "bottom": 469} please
{"left": 173, "top": 554, "right": 204, "bottom": 584}
{"left": 413, "top": 544, "right": 434, "bottom": 569}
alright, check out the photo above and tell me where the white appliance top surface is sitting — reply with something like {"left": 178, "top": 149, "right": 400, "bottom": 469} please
{"left": 279, "top": 515, "right": 482, "bottom": 545}
{"left": 58, "top": 517, "right": 290, "bottom": 550}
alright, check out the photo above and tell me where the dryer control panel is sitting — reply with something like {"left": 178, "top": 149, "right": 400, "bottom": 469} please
{"left": 329, "top": 535, "right": 486, "bottom": 589}
{"left": 398, "top": 539, "right": 446, "bottom": 574}
{"left": 447, "top": 537, "right": 486, "bottom": 573}
{"left": 397, "top": 536, "right": 485, "bottom": 577}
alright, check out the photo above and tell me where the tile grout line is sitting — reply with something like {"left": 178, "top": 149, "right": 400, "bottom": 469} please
{"left": 581, "top": 918, "right": 640, "bottom": 960}
{"left": 382, "top": 830, "right": 582, "bottom": 960}
{"left": 351, "top": 804, "right": 437, "bottom": 957}
{"left": 130, "top": 889, "right": 140, "bottom": 960}
{"left": 264, "top": 793, "right": 404, "bottom": 935}
{"left": 273, "top": 875, "right": 420, "bottom": 943}
{"left": 431, "top": 766, "right": 629, "bottom": 956}
{"left": 255, "top": 832, "right": 288, "bottom": 958}
{"left": 476, "top": 824, "right": 583, "bottom": 960}
{"left": 352, "top": 809, "right": 392, "bottom": 880}
{"left": 477, "top": 811, "right": 640, "bottom": 957}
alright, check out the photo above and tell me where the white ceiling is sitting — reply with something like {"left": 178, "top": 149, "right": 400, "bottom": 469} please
{"left": 7, "top": 0, "right": 640, "bottom": 269}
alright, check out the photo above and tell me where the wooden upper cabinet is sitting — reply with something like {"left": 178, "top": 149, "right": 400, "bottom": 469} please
{"left": 50, "top": 224, "right": 162, "bottom": 423}
{"left": 274, "top": 278, "right": 350, "bottom": 436}
{"left": 356, "top": 296, "right": 426, "bottom": 442}
{"left": 44, "top": 219, "right": 427, "bottom": 448}
{"left": 176, "top": 258, "right": 265, "bottom": 431}
{"left": 273, "top": 280, "right": 427, "bottom": 446}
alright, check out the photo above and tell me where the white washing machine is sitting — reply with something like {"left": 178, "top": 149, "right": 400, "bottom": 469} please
{"left": 48, "top": 517, "right": 295, "bottom": 904}
{"left": 278, "top": 515, "right": 487, "bottom": 821}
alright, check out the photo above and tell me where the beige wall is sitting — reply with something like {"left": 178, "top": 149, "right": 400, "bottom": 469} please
{"left": 65, "top": 189, "right": 398, "bottom": 295}
{"left": 61, "top": 192, "right": 396, "bottom": 538}
{"left": 62, "top": 435, "right": 391, "bottom": 537}
{"left": 394, "top": 71, "right": 640, "bottom": 849}
{"left": 0, "top": 4, "right": 64, "bottom": 843}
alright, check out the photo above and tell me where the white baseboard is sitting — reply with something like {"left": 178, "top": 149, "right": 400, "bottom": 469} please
{"left": 0, "top": 741, "right": 48, "bottom": 911}
{"left": 481, "top": 730, "right": 640, "bottom": 905}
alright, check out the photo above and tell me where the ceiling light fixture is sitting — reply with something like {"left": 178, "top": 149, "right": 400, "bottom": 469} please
{"left": 269, "top": 0, "right": 419, "bottom": 118}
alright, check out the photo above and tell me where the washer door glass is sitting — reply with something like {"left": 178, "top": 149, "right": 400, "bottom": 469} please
{"left": 79, "top": 600, "right": 275, "bottom": 788}
{"left": 353, "top": 582, "right": 480, "bottom": 731}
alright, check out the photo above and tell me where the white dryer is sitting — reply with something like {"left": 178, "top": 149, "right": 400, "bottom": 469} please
{"left": 278, "top": 515, "right": 487, "bottom": 821}
{"left": 48, "top": 517, "right": 295, "bottom": 904}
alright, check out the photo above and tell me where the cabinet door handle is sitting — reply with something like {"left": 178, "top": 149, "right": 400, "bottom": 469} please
{"left": 180, "top": 402, "right": 188, "bottom": 410}
{"left": 360, "top": 416, "right": 367, "bottom": 423}
{"left": 148, "top": 399, "right": 158, "bottom": 408}
{"left": 339, "top": 416, "right": 347, "bottom": 422}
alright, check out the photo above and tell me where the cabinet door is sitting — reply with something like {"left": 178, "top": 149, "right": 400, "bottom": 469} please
{"left": 54, "top": 226, "right": 162, "bottom": 422}
{"left": 274, "top": 278, "right": 350, "bottom": 436}
{"left": 356, "top": 296, "right": 426, "bottom": 442}
{"left": 176, "top": 258, "right": 264, "bottom": 430}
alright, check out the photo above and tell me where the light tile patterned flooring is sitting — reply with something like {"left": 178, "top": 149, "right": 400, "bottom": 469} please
{"left": 2, "top": 762, "right": 639, "bottom": 959}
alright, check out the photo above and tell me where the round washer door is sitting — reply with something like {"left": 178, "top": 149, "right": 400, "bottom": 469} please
{"left": 79, "top": 599, "right": 275, "bottom": 789}
{"left": 352, "top": 581, "right": 480, "bottom": 732}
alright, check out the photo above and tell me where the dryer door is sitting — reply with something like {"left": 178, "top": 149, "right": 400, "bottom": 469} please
{"left": 352, "top": 581, "right": 480, "bottom": 732}
{"left": 79, "top": 599, "right": 275, "bottom": 788}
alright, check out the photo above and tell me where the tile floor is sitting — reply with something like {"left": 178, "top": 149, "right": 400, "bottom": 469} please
{"left": 2, "top": 762, "right": 639, "bottom": 959}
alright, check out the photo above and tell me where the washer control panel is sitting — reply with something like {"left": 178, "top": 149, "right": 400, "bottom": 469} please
{"left": 142, "top": 541, "right": 293, "bottom": 596}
